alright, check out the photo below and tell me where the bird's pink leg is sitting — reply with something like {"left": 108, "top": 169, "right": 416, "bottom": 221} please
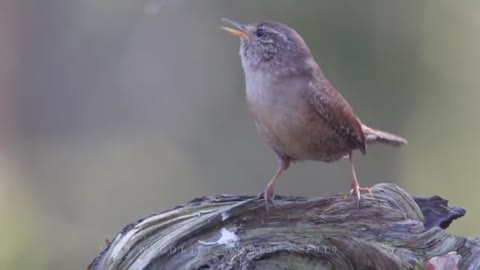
{"left": 259, "top": 159, "right": 289, "bottom": 210}
{"left": 348, "top": 152, "right": 372, "bottom": 208}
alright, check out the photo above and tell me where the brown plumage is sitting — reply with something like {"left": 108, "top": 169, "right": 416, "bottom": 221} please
{"left": 221, "top": 19, "right": 407, "bottom": 208}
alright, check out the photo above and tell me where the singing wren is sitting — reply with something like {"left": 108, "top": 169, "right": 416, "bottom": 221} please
{"left": 221, "top": 19, "right": 407, "bottom": 208}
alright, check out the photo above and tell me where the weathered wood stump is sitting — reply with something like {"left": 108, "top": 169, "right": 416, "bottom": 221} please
{"left": 89, "top": 183, "right": 479, "bottom": 270}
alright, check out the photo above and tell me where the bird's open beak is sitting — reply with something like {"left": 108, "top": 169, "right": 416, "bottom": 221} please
{"left": 221, "top": 18, "right": 249, "bottom": 42}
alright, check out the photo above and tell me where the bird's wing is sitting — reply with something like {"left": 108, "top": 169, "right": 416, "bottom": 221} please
{"left": 305, "top": 76, "right": 367, "bottom": 154}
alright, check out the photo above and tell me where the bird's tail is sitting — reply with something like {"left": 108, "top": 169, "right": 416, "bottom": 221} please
{"left": 362, "top": 125, "right": 407, "bottom": 147}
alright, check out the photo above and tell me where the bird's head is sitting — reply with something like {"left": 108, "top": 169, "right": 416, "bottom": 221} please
{"left": 221, "top": 19, "right": 314, "bottom": 74}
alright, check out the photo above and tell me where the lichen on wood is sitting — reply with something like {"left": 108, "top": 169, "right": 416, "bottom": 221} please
{"left": 89, "top": 183, "right": 478, "bottom": 270}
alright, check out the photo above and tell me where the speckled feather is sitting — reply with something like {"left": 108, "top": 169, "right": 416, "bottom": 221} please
{"left": 305, "top": 66, "right": 367, "bottom": 155}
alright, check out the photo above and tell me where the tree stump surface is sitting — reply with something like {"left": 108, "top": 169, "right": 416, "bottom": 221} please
{"left": 89, "top": 183, "right": 479, "bottom": 270}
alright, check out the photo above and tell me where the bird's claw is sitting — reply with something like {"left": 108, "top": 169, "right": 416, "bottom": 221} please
{"left": 257, "top": 188, "right": 277, "bottom": 211}
{"left": 349, "top": 186, "right": 373, "bottom": 208}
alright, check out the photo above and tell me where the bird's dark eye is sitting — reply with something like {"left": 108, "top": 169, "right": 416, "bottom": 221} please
{"left": 256, "top": 28, "right": 266, "bottom": 38}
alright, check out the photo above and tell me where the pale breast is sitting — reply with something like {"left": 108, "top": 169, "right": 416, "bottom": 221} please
{"left": 244, "top": 71, "right": 350, "bottom": 162}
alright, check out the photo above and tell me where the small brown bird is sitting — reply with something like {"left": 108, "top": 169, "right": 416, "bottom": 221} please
{"left": 221, "top": 19, "right": 407, "bottom": 208}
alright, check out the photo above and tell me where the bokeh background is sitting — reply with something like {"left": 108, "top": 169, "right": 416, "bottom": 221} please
{"left": 1, "top": 0, "right": 479, "bottom": 269}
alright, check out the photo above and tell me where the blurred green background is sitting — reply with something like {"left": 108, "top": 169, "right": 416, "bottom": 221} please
{"left": 1, "top": 0, "right": 479, "bottom": 269}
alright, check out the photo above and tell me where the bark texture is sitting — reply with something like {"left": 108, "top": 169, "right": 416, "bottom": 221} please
{"left": 89, "top": 183, "right": 478, "bottom": 270}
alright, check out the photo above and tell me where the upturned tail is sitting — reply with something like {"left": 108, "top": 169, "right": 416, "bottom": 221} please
{"left": 362, "top": 125, "right": 407, "bottom": 147}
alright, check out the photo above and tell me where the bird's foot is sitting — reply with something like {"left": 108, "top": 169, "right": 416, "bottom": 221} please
{"left": 257, "top": 186, "right": 277, "bottom": 211}
{"left": 349, "top": 185, "right": 373, "bottom": 208}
